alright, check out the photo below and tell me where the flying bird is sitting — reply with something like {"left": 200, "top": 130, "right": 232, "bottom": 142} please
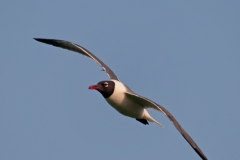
{"left": 34, "top": 38, "right": 208, "bottom": 160}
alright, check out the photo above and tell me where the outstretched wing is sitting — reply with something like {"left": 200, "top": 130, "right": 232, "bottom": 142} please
{"left": 34, "top": 38, "right": 119, "bottom": 81}
{"left": 125, "top": 92, "right": 208, "bottom": 160}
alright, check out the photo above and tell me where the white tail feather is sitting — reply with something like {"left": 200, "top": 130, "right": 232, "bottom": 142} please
{"left": 143, "top": 110, "right": 164, "bottom": 127}
{"left": 151, "top": 118, "right": 164, "bottom": 127}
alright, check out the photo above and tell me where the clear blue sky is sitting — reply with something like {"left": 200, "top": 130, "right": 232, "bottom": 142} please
{"left": 1, "top": 1, "right": 239, "bottom": 160}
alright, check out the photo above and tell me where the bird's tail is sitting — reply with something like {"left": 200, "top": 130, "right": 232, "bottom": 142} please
{"left": 143, "top": 110, "right": 164, "bottom": 127}
{"left": 149, "top": 117, "right": 164, "bottom": 127}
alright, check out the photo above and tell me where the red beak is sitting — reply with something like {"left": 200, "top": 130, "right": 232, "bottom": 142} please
{"left": 88, "top": 85, "right": 99, "bottom": 90}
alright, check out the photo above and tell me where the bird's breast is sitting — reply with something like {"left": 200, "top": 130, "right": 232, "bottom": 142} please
{"left": 105, "top": 80, "right": 144, "bottom": 118}
{"left": 106, "top": 80, "right": 127, "bottom": 107}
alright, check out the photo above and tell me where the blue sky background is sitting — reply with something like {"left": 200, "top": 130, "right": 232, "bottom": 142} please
{"left": 1, "top": 1, "right": 240, "bottom": 160}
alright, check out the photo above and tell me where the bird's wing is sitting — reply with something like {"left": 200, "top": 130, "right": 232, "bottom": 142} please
{"left": 34, "top": 38, "right": 119, "bottom": 81}
{"left": 125, "top": 92, "right": 208, "bottom": 160}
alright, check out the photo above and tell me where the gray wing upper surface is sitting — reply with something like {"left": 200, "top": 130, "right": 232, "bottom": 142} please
{"left": 125, "top": 92, "right": 208, "bottom": 160}
{"left": 34, "top": 38, "right": 119, "bottom": 81}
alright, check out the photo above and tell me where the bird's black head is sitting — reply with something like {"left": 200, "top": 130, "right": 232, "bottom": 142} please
{"left": 89, "top": 80, "right": 115, "bottom": 98}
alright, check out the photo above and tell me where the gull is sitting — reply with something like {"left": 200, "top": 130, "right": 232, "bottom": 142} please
{"left": 34, "top": 38, "right": 208, "bottom": 160}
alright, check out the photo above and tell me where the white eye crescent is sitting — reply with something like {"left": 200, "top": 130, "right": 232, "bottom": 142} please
{"left": 104, "top": 82, "right": 108, "bottom": 87}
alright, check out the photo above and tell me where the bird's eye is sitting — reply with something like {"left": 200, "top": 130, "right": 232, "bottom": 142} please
{"left": 103, "top": 82, "right": 108, "bottom": 87}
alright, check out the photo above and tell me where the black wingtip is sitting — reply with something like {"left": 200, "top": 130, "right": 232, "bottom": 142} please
{"left": 33, "top": 38, "right": 44, "bottom": 42}
{"left": 34, "top": 38, "right": 54, "bottom": 44}
{"left": 194, "top": 148, "right": 208, "bottom": 160}
{"left": 33, "top": 38, "right": 63, "bottom": 47}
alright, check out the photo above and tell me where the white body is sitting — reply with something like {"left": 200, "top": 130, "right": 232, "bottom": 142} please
{"left": 106, "top": 80, "right": 160, "bottom": 125}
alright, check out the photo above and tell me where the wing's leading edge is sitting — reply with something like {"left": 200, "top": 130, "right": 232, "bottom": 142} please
{"left": 125, "top": 92, "right": 208, "bottom": 160}
{"left": 34, "top": 38, "right": 119, "bottom": 80}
